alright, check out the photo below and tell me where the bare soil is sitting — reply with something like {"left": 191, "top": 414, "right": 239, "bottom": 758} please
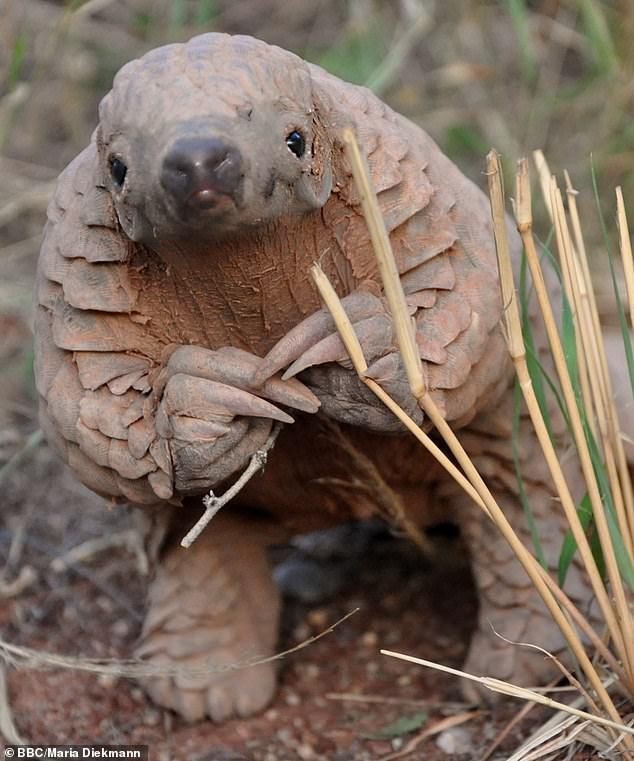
{"left": 1, "top": 445, "right": 547, "bottom": 760}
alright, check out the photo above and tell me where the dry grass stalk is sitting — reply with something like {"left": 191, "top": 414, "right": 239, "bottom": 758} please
{"left": 0, "top": 609, "right": 358, "bottom": 679}
{"left": 341, "top": 127, "right": 425, "bottom": 398}
{"left": 566, "top": 173, "right": 634, "bottom": 558}
{"left": 0, "top": 661, "right": 24, "bottom": 744}
{"left": 311, "top": 263, "right": 487, "bottom": 513}
{"left": 564, "top": 172, "right": 602, "bottom": 451}
{"left": 381, "top": 649, "right": 634, "bottom": 737}
{"left": 508, "top": 676, "right": 625, "bottom": 761}
{"left": 616, "top": 187, "right": 634, "bottom": 333}
{"left": 518, "top": 159, "right": 634, "bottom": 683}
{"left": 317, "top": 417, "right": 431, "bottom": 552}
{"left": 535, "top": 158, "right": 617, "bottom": 499}
{"left": 319, "top": 129, "right": 634, "bottom": 753}
{"left": 530, "top": 163, "right": 634, "bottom": 686}
{"left": 533, "top": 150, "right": 554, "bottom": 222}
{"left": 567, "top": 216, "right": 632, "bottom": 563}
{"left": 614, "top": 188, "right": 634, "bottom": 544}
{"left": 341, "top": 129, "right": 502, "bottom": 512}
{"left": 487, "top": 152, "right": 629, "bottom": 733}
{"left": 476, "top": 699, "right": 540, "bottom": 761}
{"left": 513, "top": 158, "right": 630, "bottom": 672}
{"left": 509, "top": 716, "right": 596, "bottom": 761}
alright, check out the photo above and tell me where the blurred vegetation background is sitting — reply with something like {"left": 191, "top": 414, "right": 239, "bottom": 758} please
{"left": 1, "top": 0, "right": 633, "bottom": 432}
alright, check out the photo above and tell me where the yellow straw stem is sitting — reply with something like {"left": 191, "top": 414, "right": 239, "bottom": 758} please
{"left": 511, "top": 159, "right": 628, "bottom": 676}
{"left": 381, "top": 650, "right": 634, "bottom": 738}
{"left": 564, "top": 173, "right": 634, "bottom": 555}
{"left": 527, "top": 160, "right": 634, "bottom": 687}
{"left": 616, "top": 187, "right": 634, "bottom": 332}
{"left": 341, "top": 127, "right": 425, "bottom": 398}
{"left": 311, "top": 264, "right": 487, "bottom": 514}
{"left": 314, "top": 131, "right": 633, "bottom": 746}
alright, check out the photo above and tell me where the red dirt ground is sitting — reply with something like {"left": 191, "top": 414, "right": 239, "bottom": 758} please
{"left": 0, "top": 445, "right": 559, "bottom": 760}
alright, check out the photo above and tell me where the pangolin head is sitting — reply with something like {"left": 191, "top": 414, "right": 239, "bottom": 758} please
{"left": 98, "top": 33, "right": 334, "bottom": 245}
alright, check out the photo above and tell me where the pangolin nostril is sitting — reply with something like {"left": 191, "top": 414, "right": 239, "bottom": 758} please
{"left": 160, "top": 136, "right": 243, "bottom": 204}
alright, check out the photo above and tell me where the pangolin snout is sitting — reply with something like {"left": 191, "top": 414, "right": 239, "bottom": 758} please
{"left": 160, "top": 136, "right": 243, "bottom": 211}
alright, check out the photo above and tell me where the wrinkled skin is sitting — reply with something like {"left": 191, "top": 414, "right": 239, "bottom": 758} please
{"left": 35, "top": 33, "right": 605, "bottom": 722}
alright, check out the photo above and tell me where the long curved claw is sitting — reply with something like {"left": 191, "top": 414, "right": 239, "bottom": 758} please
{"left": 217, "top": 348, "right": 320, "bottom": 413}
{"left": 165, "top": 346, "right": 320, "bottom": 414}
{"left": 282, "top": 332, "right": 347, "bottom": 380}
{"left": 253, "top": 291, "right": 383, "bottom": 386}
{"left": 282, "top": 314, "right": 393, "bottom": 380}
{"left": 164, "top": 374, "right": 294, "bottom": 424}
{"left": 253, "top": 311, "right": 335, "bottom": 386}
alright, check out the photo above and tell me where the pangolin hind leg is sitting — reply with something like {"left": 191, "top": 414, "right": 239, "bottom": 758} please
{"left": 452, "top": 398, "right": 597, "bottom": 698}
{"left": 135, "top": 510, "right": 281, "bottom": 722}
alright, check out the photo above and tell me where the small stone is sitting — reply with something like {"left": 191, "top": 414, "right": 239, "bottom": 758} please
{"left": 293, "top": 623, "right": 311, "bottom": 641}
{"left": 396, "top": 674, "right": 412, "bottom": 686}
{"left": 96, "top": 595, "right": 115, "bottom": 613}
{"left": 384, "top": 629, "right": 402, "bottom": 645}
{"left": 112, "top": 619, "right": 130, "bottom": 637}
{"left": 307, "top": 608, "right": 328, "bottom": 629}
{"left": 97, "top": 673, "right": 118, "bottom": 689}
{"left": 304, "top": 663, "right": 320, "bottom": 679}
{"left": 143, "top": 708, "right": 161, "bottom": 726}
{"left": 265, "top": 708, "right": 279, "bottom": 721}
{"left": 361, "top": 631, "right": 378, "bottom": 647}
{"left": 276, "top": 728, "right": 294, "bottom": 745}
{"left": 436, "top": 727, "right": 473, "bottom": 755}
{"left": 285, "top": 691, "right": 301, "bottom": 706}
{"left": 297, "top": 745, "right": 315, "bottom": 760}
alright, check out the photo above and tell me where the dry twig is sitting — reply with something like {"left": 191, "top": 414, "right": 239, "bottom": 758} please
{"left": 180, "top": 423, "right": 281, "bottom": 548}
{"left": 0, "top": 608, "right": 358, "bottom": 680}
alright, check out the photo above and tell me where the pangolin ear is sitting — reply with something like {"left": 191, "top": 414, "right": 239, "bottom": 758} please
{"left": 295, "top": 163, "right": 333, "bottom": 211}
{"left": 96, "top": 125, "right": 153, "bottom": 243}
{"left": 294, "top": 89, "right": 334, "bottom": 211}
{"left": 113, "top": 201, "right": 153, "bottom": 243}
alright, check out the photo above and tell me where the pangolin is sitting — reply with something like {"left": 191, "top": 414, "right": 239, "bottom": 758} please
{"left": 34, "top": 33, "right": 597, "bottom": 722}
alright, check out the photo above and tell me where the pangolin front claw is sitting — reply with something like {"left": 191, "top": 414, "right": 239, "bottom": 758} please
{"left": 163, "top": 374, "right": 294, "bottom": 424}
{"left": 254, "top": 291, "right": 385, "bottom": 384}
{"left": 282, "top": 313, "right": 394, "bottom": 380}
{"left": 165, "top": 345, "right": 320, "bottom": 414}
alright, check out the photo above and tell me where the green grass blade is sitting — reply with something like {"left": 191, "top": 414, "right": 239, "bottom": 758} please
{"left": 503, "top": 0, "right": 537, "bottom": 84}
{"left": 196, "top": 0, "right": 217, "bottom": 26}
{"left": 316, "top": 25, "right": 386, "bottom": 85}
{"left": 559, "top": 493, "right": 598, "bottom": 585}
{"left": 519, "top": 251, "right": 554, "bottom": 440}
{"left": 513, "top": 383, "right": 547, "bottom": 567}
{"left": 169, "top": 0, "right": 187, "bottom": 32}
{"left": 590, "top": 166, "right": 634, "bottom": 396}
{"left": 584, "top": 420, "right": 634, "bottom": 588}
{"left": 8, "top": 33, "right": 28, "bottom": 92}
{"left": 577, "top": 0, "right": 618, "bottom": 77}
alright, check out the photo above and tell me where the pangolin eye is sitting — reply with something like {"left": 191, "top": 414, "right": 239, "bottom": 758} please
{"left": 285, "top": 130, "right": 305, "bottom": 158}
{"left": 109, "top": 156, "right": 128, "bottom": 188}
